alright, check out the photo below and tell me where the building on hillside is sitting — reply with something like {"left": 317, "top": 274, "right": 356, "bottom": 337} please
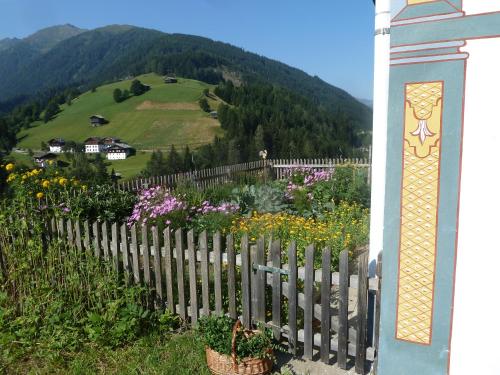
{"left": 106, "top": 143, "right": 132, "bottom": 160}
{"left": 164, "top": 76, "right": 178, "bottom": 84}
{"left": 48, "top": 138, "right": 65, "bottom": 153}
{"left": 33, "top": 152, "right": 57, "bottom": 168}
{"left": 102, "top": 137, "right": 121, "bottom": 146}
{"left": 84, "top": 137, "right": 105, "bottom": 153}
{"left": 209, "top": 110, "right": 218, "bottom": 119}
{"left": 89, "top": 115, "right": 108, "bottom": 127}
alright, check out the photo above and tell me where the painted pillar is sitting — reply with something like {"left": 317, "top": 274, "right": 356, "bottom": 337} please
{"left": 377, "top": 1, "right": 500, "bottom": 374}
{"left": 368, "top": 0, "right": 391, "bottom": 273}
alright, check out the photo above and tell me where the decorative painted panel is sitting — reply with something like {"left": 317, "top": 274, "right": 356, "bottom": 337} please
{"left": 408, "top": 0, "right": 436, "bottom": 4}
{"left": 396, "top": 82, "right": 443, "bottom": 344}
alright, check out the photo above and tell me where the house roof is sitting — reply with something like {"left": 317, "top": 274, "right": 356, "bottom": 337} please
{"left": 84, "top": 137, "right": 103, "bottom": 145}
{"left": 89, "top": 114, "right": 105, "bottom": 120}
{"left": 102, "top": 137, "right": 121, "bottom": 143}
{"left": 34, "top": 152, "right": 57, "bottom": 160}
{"left": 48, "top": 138, "right": 65, "bottom": 146}
{"left": 106, "top": 143, "right": 132, "bottom": 152}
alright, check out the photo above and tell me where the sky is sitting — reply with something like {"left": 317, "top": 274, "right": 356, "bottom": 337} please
{"left": 0, "top": 0, "right": 376, "bottom": 99}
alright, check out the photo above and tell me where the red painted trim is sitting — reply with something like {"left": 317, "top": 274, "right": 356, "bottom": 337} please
{"left": 443, "top": 0, "right": 461, "bottom": 12}
{"left": 394, "top": 80, "right": 445, "bottom": 346}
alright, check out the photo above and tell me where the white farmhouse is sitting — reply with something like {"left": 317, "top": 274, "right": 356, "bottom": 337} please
{"left": 106, "top": 143, "right": 132, "bottom": 160}
{"left": 48, "top": 138, "right": 65, "bottom": 153}
{"left": 84, "top": 137, "right": 105, "bottom": 153}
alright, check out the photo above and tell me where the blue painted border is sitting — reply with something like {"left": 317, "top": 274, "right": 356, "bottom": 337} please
{"left": 377, "top": 59, "right": 465, "bottom": 375}
{"left": 392, "top": 12, "right": 500, "bottom": 46}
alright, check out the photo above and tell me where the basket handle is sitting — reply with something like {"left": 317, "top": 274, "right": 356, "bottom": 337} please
{"left": 231, "top": 320, "right": 242, "bottom": 374}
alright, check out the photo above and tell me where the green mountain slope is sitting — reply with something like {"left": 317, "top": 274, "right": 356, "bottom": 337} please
{"left": 0, "top": 25, "right": 371, "bottom": 130}
{"left": 18, "top": 74, "right": 222, "bottom": 150}
{"left": 16, "top": 74, "right": 222, "bottom": 177}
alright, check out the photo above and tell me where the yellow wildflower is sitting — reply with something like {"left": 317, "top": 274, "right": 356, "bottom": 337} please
{"left": 58, "top": 177, "right": 67, "bottom": 186}
{"left": 5, "top": 163, "right": 14, "bottom": 172}
{"left": 42, "top": 180, "right": 50, "bottom": 188}
{"left": 36, "top": 192, "right": 44, "bottom": 199}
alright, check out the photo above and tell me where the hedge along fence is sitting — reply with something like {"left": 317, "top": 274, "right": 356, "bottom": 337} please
{"left": 116, "top": 158, "right": 372, "bottom": 192}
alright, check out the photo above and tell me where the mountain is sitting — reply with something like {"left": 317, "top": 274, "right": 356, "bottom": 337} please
{"left": 0, "top": 37, "right": 21, "bottom": 52}
{"left": 0, "top": 25, "right": 371, "bottom": 130}
{"left": 23, "top": 24, "right": 86, "bottom": 53}
{"left": 0, "top": 24, "right": 85, "bottom": 53}
{"left": 359, "top": 98, "right": 373, "bottom": 108}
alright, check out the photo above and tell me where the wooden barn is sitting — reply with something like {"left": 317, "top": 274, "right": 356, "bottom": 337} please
{"left": 89, "top": 115, "right": 108, "bottom": 127}
{"left": 164, "top": 76, "right": 178, "bottom": 84}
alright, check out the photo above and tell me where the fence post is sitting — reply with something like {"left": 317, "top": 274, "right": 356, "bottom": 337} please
{"left": 355, "top": 252, "right": 369, "bottom": 373}
{"left": 271, "top": 239, "right": 282, "bottom": 341}
{"left": 175, "top": 229, "right": 187, "bottom": 320}
{"left": 252, "top": 237, "right": 266, "bottom": 324}
{"left": 130, "top": 224, "right": 141, "bottom": 284}
{"left": 200, "top": 230, "right": 210, "bottom": 317}
{"left": 320, "top": 247, "right": 332, "bottom": 364}
{"left": 111, "top": 222, "right": 121, "bottom": 272}
{"left": 338, "top": 249, "right": 349, "bottom": 369}
{"left": 213, "top": 231, "right": 223, "bottom": 315}
{"left": 163, "top": 227, "right": 175, "bottom": 313}
{"left": 152, "top": 226, "right": 164, "bottom": 308}
{"left": 92, "top": 222, "right": 101, "bottom": 258}
{"left": 287, "top": 241, "right": 298, "bottom": 355}
{"left": 227, "top": 234, "right": 237, "bottom": 320}
{"left": 185, "top": 230, "right": 197, "bottom": 324}
{"left": 304, "top": 244, "right": 315, "bottom": 360}
{"left": 102, "top": 221, "right": 110, "bottom": 261}
{"left": 241, "top": 234, "right": 251, "bottom": 328}
{"left": 121, "top": 223, "right": 131, "bottom": 284}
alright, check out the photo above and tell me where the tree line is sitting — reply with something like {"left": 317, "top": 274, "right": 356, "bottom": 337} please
{"left": 142, "top": 80, "right": 364, "bottom": 175}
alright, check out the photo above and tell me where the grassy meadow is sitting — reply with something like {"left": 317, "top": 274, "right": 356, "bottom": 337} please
{"left": 15, "top": 74, "right": 223, "bottom": 178}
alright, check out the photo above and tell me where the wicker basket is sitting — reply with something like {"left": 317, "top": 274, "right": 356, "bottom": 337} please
{"left": 205, "top": 320, "right": 273, "bottom": 375}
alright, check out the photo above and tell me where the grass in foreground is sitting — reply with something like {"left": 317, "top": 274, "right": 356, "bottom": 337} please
{"left": 3, "top": 331, "right": 211, "bottom": 375}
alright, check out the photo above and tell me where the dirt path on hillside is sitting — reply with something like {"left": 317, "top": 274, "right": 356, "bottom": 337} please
{"left": 136, "top": 100, "right": 200, "bottom": 110}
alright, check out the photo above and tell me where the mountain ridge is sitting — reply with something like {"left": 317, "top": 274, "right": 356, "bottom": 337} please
{"left": 0, "top": 24, "right": 371, "bottom": 130}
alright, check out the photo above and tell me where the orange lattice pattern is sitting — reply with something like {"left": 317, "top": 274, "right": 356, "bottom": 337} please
{"left": 396, "top": 82, "right": 442, "bottom": 344}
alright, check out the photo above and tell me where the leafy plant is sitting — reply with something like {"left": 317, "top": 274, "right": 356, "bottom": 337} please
{"left": 196, "top": 315, "right": 275, "bottom": 361}
{"left": 231, "top": 185, "right": 287, "bottom": 215}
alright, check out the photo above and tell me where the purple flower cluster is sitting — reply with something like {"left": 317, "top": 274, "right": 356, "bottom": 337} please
{"left": 285, "top": 168, "right": 332, "bottom": 200}
{"left": 127, "top": 187, "right": 240, "bottom": 228}
{"left": 128, "top": 187, "right": 188, "bottom": 227}
{"left": 304, "top": 170, "right": 331, "bottom": 186}
{"left": 196, "top": 200, "right": 240, "bottom": 215}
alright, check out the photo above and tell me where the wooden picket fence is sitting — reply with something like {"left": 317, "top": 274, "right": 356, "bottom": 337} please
{"left": 117, "top": 158, "right": 372, "bottom": 192}
{"left": 10, "top": 216, "right": 382, "bottom": 374}
{"left": 117, "top": 160, "right": 269, "bottom": 192}
{"left": 271, "top": 158, "right": 371, "bottom": 183}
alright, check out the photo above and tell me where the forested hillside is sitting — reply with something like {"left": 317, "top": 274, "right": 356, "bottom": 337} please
{"left": 0, "top": 25, "right": 370, "bottom": 130}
